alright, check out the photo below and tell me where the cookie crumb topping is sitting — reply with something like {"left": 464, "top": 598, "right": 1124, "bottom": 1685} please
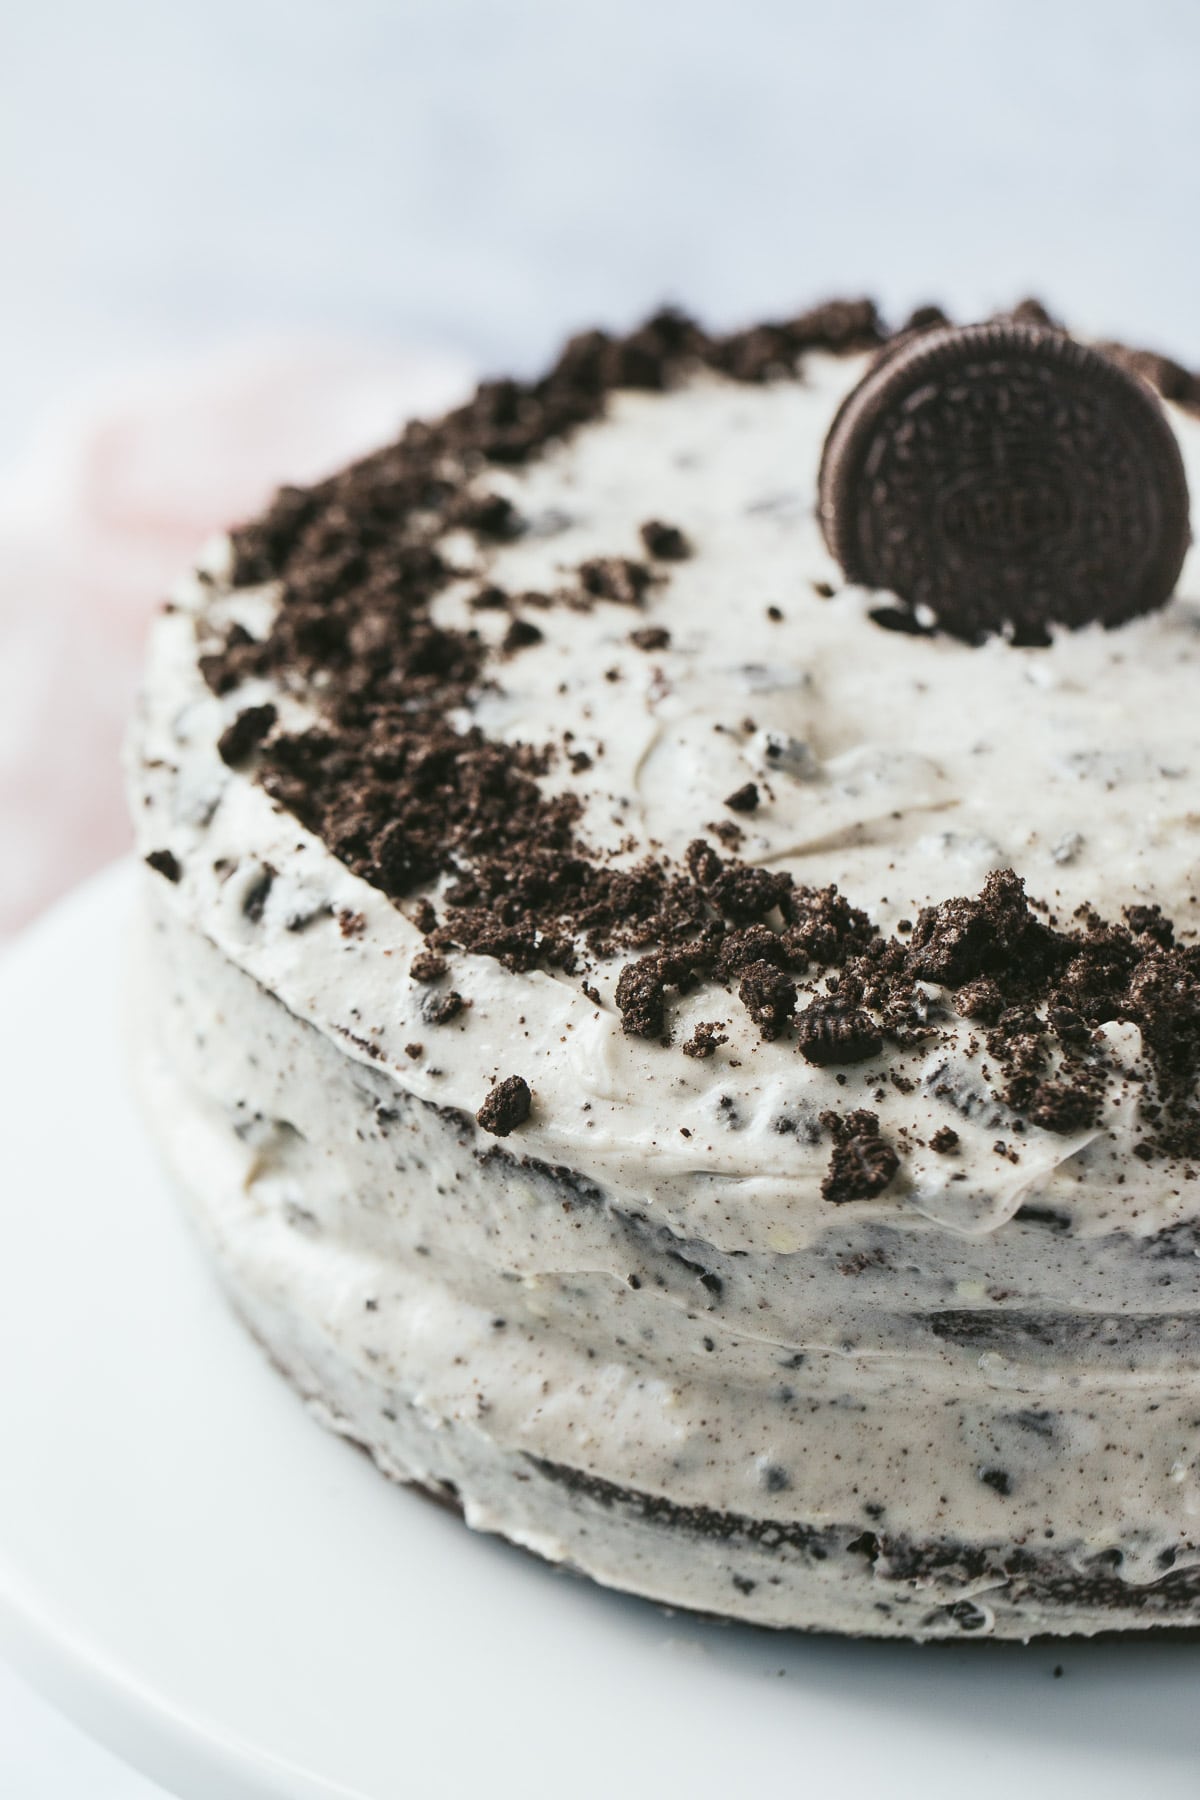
{"left": 188, "top": 301, "right": 1200, "bottom": 1174}
{"left": 476, "top": 1075, "right": 533, "bottom": 1137}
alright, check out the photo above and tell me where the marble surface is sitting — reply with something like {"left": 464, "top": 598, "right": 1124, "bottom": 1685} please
{"left": 2, "top": 0, "right": 1199, "bottom": 1790}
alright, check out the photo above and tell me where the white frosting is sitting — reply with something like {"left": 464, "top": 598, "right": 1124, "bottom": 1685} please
{"left": 127, "top": 347, "right": 1200, "bottom": 1636}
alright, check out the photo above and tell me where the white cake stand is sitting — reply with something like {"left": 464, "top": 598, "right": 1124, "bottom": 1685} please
{"left": 2, "top": 861, "right": 1199, "bottom": 1800}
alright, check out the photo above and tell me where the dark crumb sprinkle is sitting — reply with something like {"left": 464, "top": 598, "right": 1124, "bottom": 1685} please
{"left": 582, "top": 980, "right": 602, "bottom": 1006}
{"left": 795, "top": 999, "right": 882, "bottom": 1067}
{"left": 242, "top": 866, "right": 274, "bottom": 922}
{"left": 337, "top": 909, "right": 366, "bottom": 939}
{"left": 682, "top": 1020, "right": 729, "bottom": 1060}
{"left": 639, "top": 519, "right": 692, "bottom": 560}
{"left": 337, "top": 1025, "right": 383, "bottom": 1061}
{"left": 903, "top": 302, "right": 954, "bottom": 333}
{"left": 404, "top": 1042, "right": 424, "bottom": 1060}
{"left": 685, "top": 837, "right": 723, "bottom": 884}
{"left": 501, "top": 616, "right": 544, "bottom": 655}
{"left": 145, "top": 848, "right": 181, "bottom": 883}
{"left": 423, "top": 989, "right": 469, "bottom": 1025}
{"left": 615, "top": 958, "right": 671, "bottom": 1039}
{"left": 410, "top": 898, "right": 438, "bottom": 934}
{"left": 766, "top": 605, "right": 783, "bottom": 621}
{"left": 819, "top": 1110, "right": 900, "bottom": 1204}
{"left": 410, "top": 949, "right": 447, "bottom": 982}
{"left": 1027, "top": 1079, "right": 1100, "bottom": 1135}
{"left": 929, "top": 1125, "right": 960, "bottom": 1154}
{"left": 980, "top": 1467, "right": 1013, "bottom": 1496}
{"left": 451, "top": 491, "right": 522, "bottom": 540}
{"left": 738, "top": 962, "right": 797, "bottom": 1040}
{"left": 476, "top": 1074, "right": 532, "bottom": 1137}
{"left": 578, "top": 556, "right": 653, "bottom": 606}
{"left": 955, "top": 976, "right": 1004, "bottom": 1023}
{"left": 217, "top": 702, "right": 278, "bottom": 767}
{"left": 724, "top": 781, "right": 760, "bottom": 814}
{"left": 629, "top": 625, "right": 671, "bottom": 652}
{"left": 468, "top": 584, "right": 509, "bottom": 611}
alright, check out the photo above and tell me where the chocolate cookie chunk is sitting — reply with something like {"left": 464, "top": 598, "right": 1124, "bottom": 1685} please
{"left": 476, "top": 1075, "right": 532, "bottom": 1137}
{"left": 818, "top": 322, "right": 1191, "bottom": 644}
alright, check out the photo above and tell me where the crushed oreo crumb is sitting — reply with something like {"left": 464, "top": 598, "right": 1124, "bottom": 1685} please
{"left": 469, "top": 584, "right": 509, "bottom": 611}
{"left": 217, "top": 702, "right": 277, "bottom": 767}
{"left": 682, "top": 1020, "right": 729, "bottom": 1060}
{"left": 242, "top": 866, "right": 274, "bottom": 923}
{"left": 639, "top": 519, "right": 692, "bottom": 560}
{"left": 410, "top": 950, "right": 447, "bottom": 983}
{"left": 145, "top": 848, "right": 181, "bottom": 883}
{"left": 738, "top": 962, "right": 797, "bottom": 1040}
{"left": 476, "top": 1074, "right": 532, "bottom": 1137}
{"left": 795, "top": 999, "right": 883, "bottom": 1067}
{"left": 578, "top": 557, "right": 652, "bottom": 606}
{"left": 615, "top": 957, "right": 673, "bottom": 1040}
{"left": 724, "top": 782, "right": 760, "bottom": 814}
{"left": 501, "top": 616, "right": 544, "bottom": 655}
{"left": 820, "top": 1110, "right": 900, "bottom": 1204}
{"left": 423, "top": 989, "right": 469, "bottom": 1025}
{"left": 630, "top": 626, "right": 671, "bottom": 652}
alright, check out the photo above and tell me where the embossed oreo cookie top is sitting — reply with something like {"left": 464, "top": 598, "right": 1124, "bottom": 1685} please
{"left": 818, "top": 322, "right": 1192, "bottom": 643}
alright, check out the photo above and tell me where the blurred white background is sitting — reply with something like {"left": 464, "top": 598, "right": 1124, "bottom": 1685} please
{"left": 2, "top": 0, "right": 1198, "bottom": 1790}
{"left": 4, "top": 0, "right": 1200, "bottom": 452}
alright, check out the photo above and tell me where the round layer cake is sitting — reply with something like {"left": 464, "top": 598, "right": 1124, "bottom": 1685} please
{"left": 127, "top": 299, "right": 1200, "bottom": 1639}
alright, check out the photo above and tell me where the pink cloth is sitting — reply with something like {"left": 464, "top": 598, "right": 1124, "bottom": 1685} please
{"left": 0, "top": 341, "right": 471, "bottom": 940}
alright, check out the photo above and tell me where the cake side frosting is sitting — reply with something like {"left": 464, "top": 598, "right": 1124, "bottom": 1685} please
{"left": 130, "top": 898, "right": 1200, "bottom": 1636}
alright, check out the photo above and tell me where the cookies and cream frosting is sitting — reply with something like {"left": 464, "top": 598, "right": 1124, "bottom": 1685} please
{"left": 127, "top": 301, "right": 1200, "bottom": 1636}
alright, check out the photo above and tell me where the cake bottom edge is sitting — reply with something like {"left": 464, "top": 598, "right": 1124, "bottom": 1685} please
{"left": 203, "top": 1256, "right": 1200, "bottom": 1643}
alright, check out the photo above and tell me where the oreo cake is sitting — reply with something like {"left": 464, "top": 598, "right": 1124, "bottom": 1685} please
{"left": 128, "top": 298, "right": 1200, "bottom": 1639}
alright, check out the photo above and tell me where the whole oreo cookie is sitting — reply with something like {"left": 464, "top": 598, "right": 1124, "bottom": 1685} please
{"left": 818, "top": 322, "right": 1191, "bottom": 643}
